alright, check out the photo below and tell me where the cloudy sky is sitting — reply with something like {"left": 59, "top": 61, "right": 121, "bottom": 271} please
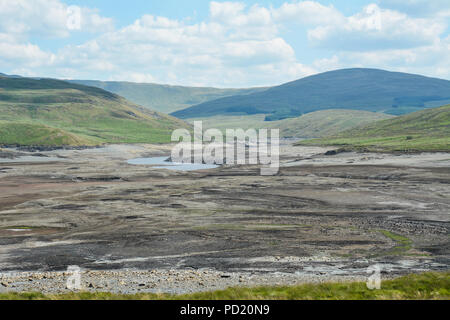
{"left": 0, "top": 0, "right": 449, "bottom": 87}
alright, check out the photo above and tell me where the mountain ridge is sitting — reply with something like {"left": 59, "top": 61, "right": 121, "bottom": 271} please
{"left": 171, "top": 68, "right": 450, "bottom": 120}
{"left": 69, "top": 80, "right": 268, "bottom": 114}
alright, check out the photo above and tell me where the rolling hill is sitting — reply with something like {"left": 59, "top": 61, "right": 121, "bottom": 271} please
{"left": 0, "top": 76, "right": 188, "bottom": 146}
{"left": 70, "top": 80, "right": 267, "bottom": 114}
{"left": 298, "top": 105, "right": 450, "bottom": 152}
{"left": 172, "top": 68, "right": 450, "bottom": 120}
{"left": 189, "top": 110, "right": 394, "bottom": 139}
{"left": 0, "top": 122, "right": 94, "bottom": 146}
{"left": 272, "top": 110, "right": 395, "bottom": 138}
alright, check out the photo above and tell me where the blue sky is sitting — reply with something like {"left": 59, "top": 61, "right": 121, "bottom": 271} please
{"left": 0, "top": 0, "right": 449, "bottom": 87}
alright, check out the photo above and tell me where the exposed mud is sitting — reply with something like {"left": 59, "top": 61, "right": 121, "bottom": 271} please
{"left": 0, "top": 144, "right": 448, "bottom": 294}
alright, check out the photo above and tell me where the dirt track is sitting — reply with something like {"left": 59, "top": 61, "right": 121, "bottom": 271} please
{"left": 0, "top": 144, "right": 448, "bottom": 293}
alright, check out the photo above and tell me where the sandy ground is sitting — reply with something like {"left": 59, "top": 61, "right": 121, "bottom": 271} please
{"left": 0, "top": 143, "right": 448, "bottom": 294}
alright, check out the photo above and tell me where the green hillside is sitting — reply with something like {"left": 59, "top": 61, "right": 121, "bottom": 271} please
{"left": 172, "top": 68, "right": 450, "bottom": 119}
{"left": 189, "top": 110, "right": 394, "bottom": 138}
{"left": 0, "top": 77, "right": 188, "bottom": 146}
{"left": 298, "top": 105, "right": 450, "bottom": 152}
{"left": 273, "top": 110, "right": 394, "bottom": 138}
{"left": 70, "top": 80, "right": 267, "bottom": 113}
{"left": 0, "top": 122, "right": 94, "bottom": 146}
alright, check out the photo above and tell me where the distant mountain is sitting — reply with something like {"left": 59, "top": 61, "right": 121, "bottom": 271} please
{"left": 0, "top": 72, "right": 22, "bottom": 78}
{"left": 172, "top": 69, "right": 450, "bottom": 120}
{"left": 0, "top": 77, "right": 188, "bottom": 146}
{"left": 69, "top": 80, "right": 268, "bottom": 114}
{"left": 299, "top": 105, "right": 450, "bottom": 152}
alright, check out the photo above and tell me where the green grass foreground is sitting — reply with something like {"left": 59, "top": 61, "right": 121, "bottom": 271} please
{"left": 1, "top": 272, "right": 448, "bottom": 300}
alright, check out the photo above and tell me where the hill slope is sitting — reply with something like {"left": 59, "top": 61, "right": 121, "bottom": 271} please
{"left": 172, "top": 68, "right": 450, "bottom": 119}
{"left": 271, "top": 109, "right": 394, "bottom": 138}
{"left": 0, "top": 77, "right": 188, "bottom": 146}
{"left": 189, "top": 110, "right": 393, "bottom": 138}
{"left": 70, "top": 80, "right": 267, "bottom": 114}
{"left": 298, "top": 105, "right": 450, "bottom": 152}
{"left": 0, "top": 122, "right": 94, "bottom": 146}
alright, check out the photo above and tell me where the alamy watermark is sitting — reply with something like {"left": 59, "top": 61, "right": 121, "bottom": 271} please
{"left": 66, "top": 265, "right": 82, "bottom": 290}
{"left": 66, "top": 6, "right": 82, "bottom": 30}
{"left": 171, "top": 121, "right": 280, "bottom": 176}
{"left": 366, "top": 264, "right": 382, "bottom": 290}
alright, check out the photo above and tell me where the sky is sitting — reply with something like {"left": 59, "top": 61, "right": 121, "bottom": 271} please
{"left": 0, "top": 0, "right": 449, "bottom": 87}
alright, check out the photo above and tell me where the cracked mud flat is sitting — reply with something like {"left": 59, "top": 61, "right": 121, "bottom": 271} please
{"left": 0, "top": 143, "right": 448, "bottom": 294}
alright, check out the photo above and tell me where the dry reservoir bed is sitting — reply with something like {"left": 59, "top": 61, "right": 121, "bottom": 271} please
{"left": 0, "top": 144, "right": 448, "bottom": 294}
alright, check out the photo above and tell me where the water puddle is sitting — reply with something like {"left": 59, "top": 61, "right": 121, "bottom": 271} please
{"left": 127, "top": 157, "right": 219, "bottom": 172}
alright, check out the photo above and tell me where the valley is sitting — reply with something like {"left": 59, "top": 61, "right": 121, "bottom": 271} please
{"left": 1, "top": 0, "right": 449, "bottom": 303}
{"left": 0, "top": 142, "right": 448, "bottom": 294}
{"left": 0, "top": 69, "right": 448, "bottom": 298}
{"left": 69, "top": 80, "right": 268, "bottom": 114}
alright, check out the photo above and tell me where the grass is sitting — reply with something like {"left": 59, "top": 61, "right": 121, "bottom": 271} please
{"left": 377, "top": 230, "right": 413, "bottom": 256}
{"left": 188, "top": 114, "right": 268, "bottom": 133}
{"left": 0, "top": 272, "right": 448, "bottom": 300}
{"left": 0, "top": 78, "right": 190, "bottom": 146}
{"left": 0, "top": 121, "right": 96, "bottom": 146}
{"left": 298, "top": 105, "right": 450, "bottom": 152}
{"left": 188, "top": 110, "right": 393, "bottom": 139}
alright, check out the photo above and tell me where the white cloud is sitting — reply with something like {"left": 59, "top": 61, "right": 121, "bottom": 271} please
{"left": 210, "top": 1, "right": 246, "bottom": 22}
{"left": 273, "top": 1, "right": 344, "bottom": 25}
{"left": 0, "top": 1, "right": 449, "bottom": 87}
{"left": 308, "top": 4, "right": 446, "bottom": 51}
{"left": 0, "top": 30, "right": 55, "bottom": 69}
{"left": 0, "top": 41, "right": 54, "bottom": 67}
{"left": 42, "top": 2, "right": 310, "bottom": 86}
{"left": 310, "top": 36, "right": 450, "bottom": 80}
{"left": 313, "top": 55, "right": 341, "bottom": 72}
{"left": 209, "top": 2, "right": 277, "bottom": 40}
{"left": 0, "top": 0, "right": 113, "bottom": 39}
